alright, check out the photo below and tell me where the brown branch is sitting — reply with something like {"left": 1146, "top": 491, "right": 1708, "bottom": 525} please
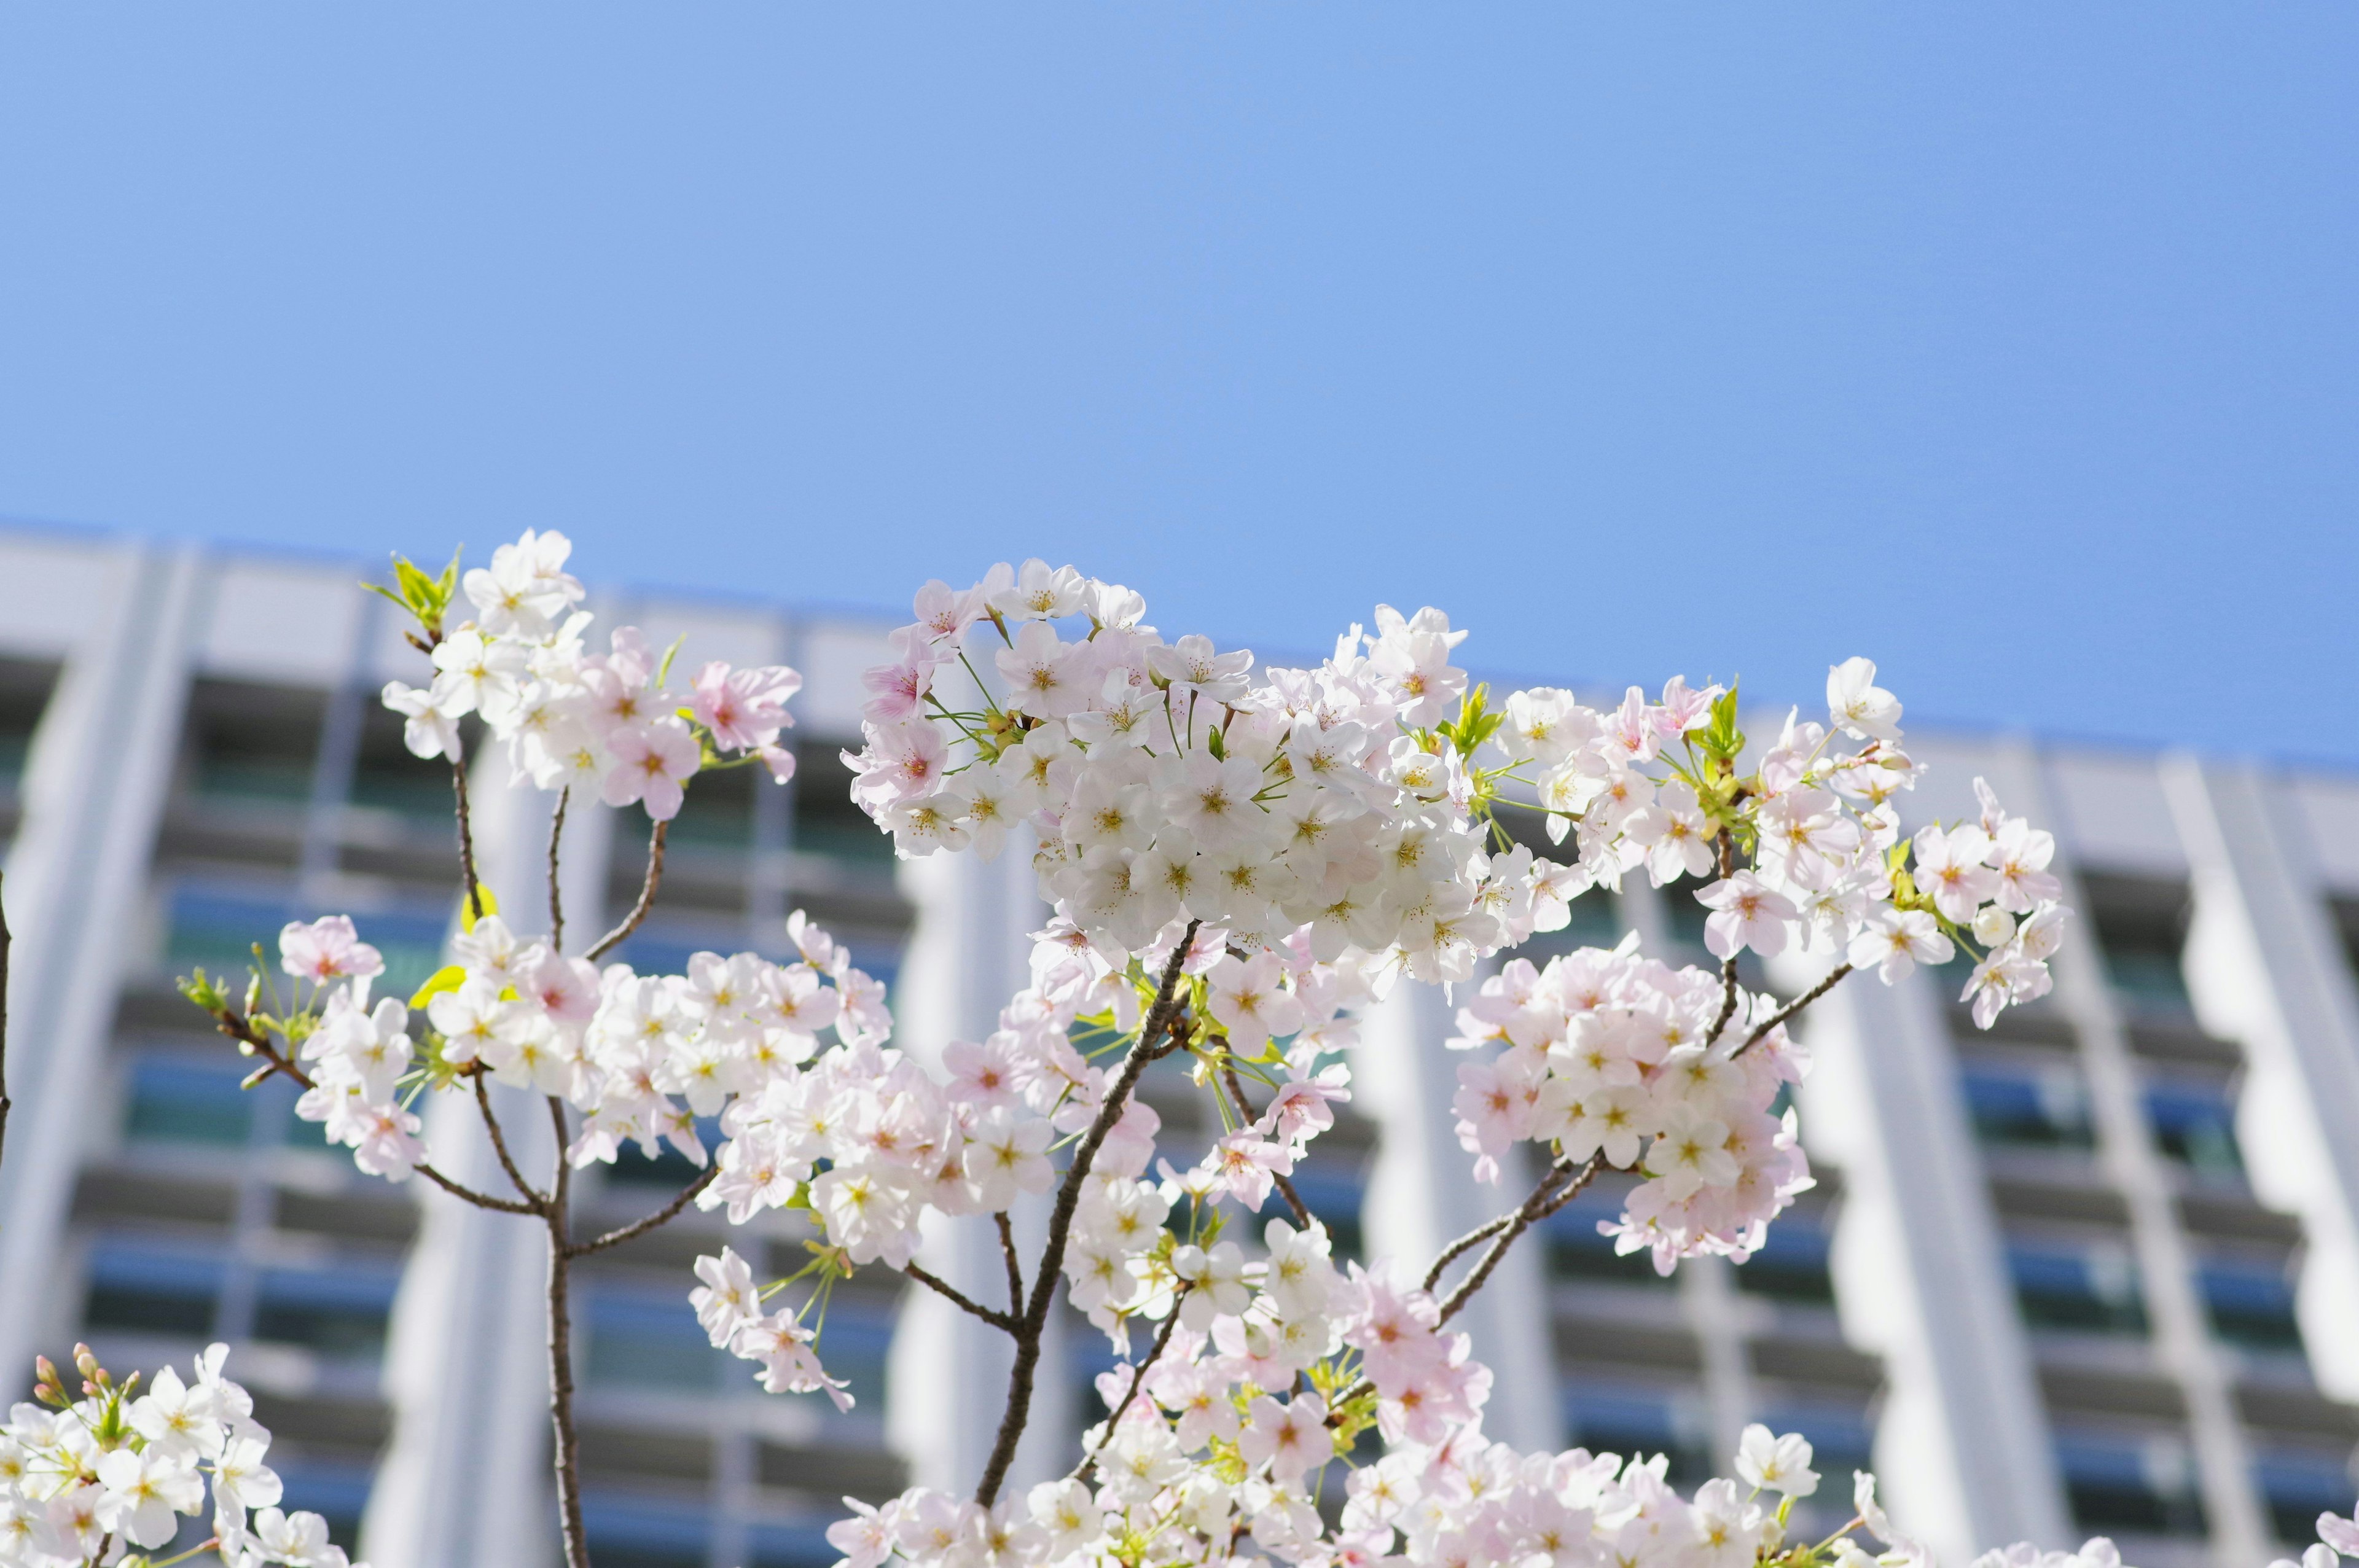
{"left": 547, "top": 786, "right": 569, "bottom": 954}
{"left": 1434, "top": 1153, "right": 1602, "bottom": 1328}
{"left": 1330, "top": 1150, "right": 1604, "bottom": 1421}
{"left": 214, "top": 1010, "right": 538, "bottom": 1216}
{"left": 994, "top": 1211, "right": 1025, "bottom": 1315}
{"left": 584, "top": 819, "right": 668, "bottom": 962}
{"left": 1218, "top": 1056, "right": 1312, "bottom": 1230}
{"left": 1732, "top": 962, "right": 1854, "bottom": 1060}
{"left": 452, "top": 757, "right": 485, "bottom": 925}
{"left": 1706, "top": 829, "right": 1742, "bottom": 1046}
{"left": 567, "top": 1165, "right": 722, "bottom": 1258}
{"left": 902, "top": 1262, "right": 1017, "bottom": 1332}
{"left": 1073, "top": 1284, "right": 1192, "bottom": 1486}
{"left": 474, "top": 1072, "right": 549, "bottom": 1210}
{"left": 0, "top": 873, "right": 11, "bottom": 1176}
{"left": 545, "top": 1096, "right": 590, "bottom": 1568}
{"left": 974, "top": 921, "right": 1200, "bottom": 1507}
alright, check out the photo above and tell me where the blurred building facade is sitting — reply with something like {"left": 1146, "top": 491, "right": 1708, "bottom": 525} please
{"left": 0, "top": 523, "right": 2355, "bottom": 1568}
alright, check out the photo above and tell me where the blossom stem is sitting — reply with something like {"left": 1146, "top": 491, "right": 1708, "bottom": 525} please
{"left": 1731, "top": 962, "right": 1853, "bottom": 1061}
{"left": 901, "top": 1262, "right": 1017, "bottom": 1332}
{"left": 973, "top": 922, "right": 1200, "bottom": 1508}
{"left": 474, "top": 1072, "right": 549, "bottom": 1210}
{"left": 452, "top": 757, "right": 486, "bottom": 925}
{"left": 566, "top": 1165, "right": 721, "bottom": 1259}
{"left": 544, "top": 1096, "right": 590, "bottom": 1568}
{"left": 0, "top": 873, "right": 12, "bottom": 1176}
{"left": 1071, "top": 1282, "right": 1193, "bottom": 1486}
{"left": 547, "top": 787, "right": 569, "bottom": 954}
{"left": 995, "top": 1211, "right": 1025, "bottom": 1315}
{"left": 584, "top": 819, "right": 669, "bottom": 962}
{"left": 1216, "top": 1059, "right": 1313, "bottom": 1230}
{"left": 1707, "top": 829, "right": 1742, "bottom": 1047}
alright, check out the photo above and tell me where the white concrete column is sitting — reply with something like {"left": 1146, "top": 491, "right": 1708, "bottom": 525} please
{"left": 1358, "top": 977, "right": 1563, "bottom": 1454}
{"left": 2164, "top": 758, "right": 2359, "bottom": 1403}
{"left": 0, "top": 542, "right": 204, "bottom": 1379}
{"left": 886, "top": 841, "right": 1070, "bottom": 1494}
{"left": 1798, "top": 963, "right": 2068, "bottom": 1559}
{"left": 2016, "top": 750, "right": 2270, "bottom": 1566}
{"left": 359, "top": 762, "right": 602, "bottom": 1568}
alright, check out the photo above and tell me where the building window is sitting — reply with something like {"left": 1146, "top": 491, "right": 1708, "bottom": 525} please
{"left": 580, "top": 1500, "right": 711, "bottom": 1568}
{"left": 2008, "top": 1239, "right": 2146, "bottom": 1336}
{"left": 2255, "top": 1448, "right": 2359, "bottom": 1549}
{"left": 124, "top": 1054, "right": 255, "bottom": 1147}
{"left": 2197, "top": 1257, "right": 2304, "bottom": 1354}
{"left": 1562, "top": 1384, "right": 1713, "bottom": 1486}
{"left": 0, "top": 657, "right": 60, "bottom": 794}
{"left": 82, "top": 1245, "right": 224, "bottom": 1338}
{"left": 2083, "top": 875, "right": 2194, "bottom": 1018}
{"left": 584, "top": 1287, "right": 731, "bottom": 1394}
{"left": 1961, "top": 1061, "right": 2094, "bottom": 1151}
{"left": 253, "top": 1266, "right": 401, "bottom": 1362}
{"left": 1545, "top": 1186, "right": 1675, "bottom": 1290}
{"left": 2143, "top": 1078, "right": 2242, "bottom": 1176}
{"left": 2054, "top": 1429, "right": 2207, "bottom": 1536}
{"left": 1731, "top": 1211, "right": 1837, "bottom": 1305}
{"left": 181, "top": 680, "right": 326, "bottom": 808}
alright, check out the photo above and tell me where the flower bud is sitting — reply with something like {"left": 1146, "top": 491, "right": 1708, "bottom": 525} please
{"left": 1972, "top": 907, "right": 2017, "bottom": 947}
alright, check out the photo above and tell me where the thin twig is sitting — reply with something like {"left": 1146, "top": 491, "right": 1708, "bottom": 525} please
{"left": 213, "top": 1010, "right": 534, "bottom": 1214}
{"left": 0, "top": 873, "right": 12, "bottom": 1175}
{"left": 474, "top": 1072, "right": 548, "bottom": 1210}
{"left": 568, "top": 1166, "right": 723, "bottom": 1258}
{"left": 974, "top": 922, "right": 1200, "bottom": 1507}
{"left": 1434, "top": 1153, "right": 1602, "bottom": 1328}
{"left": 452, "top": 758, "right": 485, "bottom": 925}
{"left": 545, "top": 1096, "right": 590, "bottom": 1568}
{"left": 1073, "top": 1285, "right": 1193, "bottom": 1486}
{"left": 1329, "top": 1150, "right": 1604, "bottom": 1421}
{"left": 903, "top": 1262, "right": 1017, "bottom": 1332}
{"left": 1420, "top": 1214, "right": 1517, "bottom": 1295}
{"left": 1218, "top": 1057, "right": 1312, "bottom": 1229}
{"left": 1732, "top": 962, "right": 1854, "bottom": 1060}
{"left": 995, "top": 1211, "right": 1025, "bottom": 1315}
{"left": 1706, "top": 829, "right": 1742, "bottom": 1046}
{"left": 585, "top": 819, "right": 668, "bottom": 962}
{"left": 547, "top": 786, "right": 569, "bottom": 954}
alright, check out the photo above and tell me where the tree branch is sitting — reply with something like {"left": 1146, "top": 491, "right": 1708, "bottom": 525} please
{"left": 1218, "top": 1056, "right": 1312, "bottom": 1230}
{"left": 452, "top": 757, "right": 485, "bottom": 926}
{"left": 1073, "top": 1284, "right": 1192, "bottom": 1486}
{"left": 902, "top": 1262, "right": 1017, "bottom": 1332}
{"left": 585, "top": 819, "right": 668, "bottom": 962}
{"left": 474, "top": 1072, "right": 548, "bottom": 1211}
{"left": 1706, "top": 829, "right": 1742, "bottom": 1047}
{"left": 974, "top": 921, "right": 1200, "bottom": 1506}
{"left": 1331, "top": 1150, "right": 1604, "bottom": 1420}
{"left": 547, "top": 786, "right": 569, "bottom": 954}
{"left": 566, "top": 1165, "right": 722, "bottom": 1259}
{"left": 211, "top": 1010, "right": 539, "bottom": 1216}
{"left": 995, "top": 1211, "right": 1025, "bottom": 1316}
{"left": 542, "top": 1096, "right": 589, "bottom": 1568}
{"left": 0, "top": 873, "right": 12, "bottom": 1176}
{"left": 1732, "top": 961, "right": 1854, "bottom": 1059}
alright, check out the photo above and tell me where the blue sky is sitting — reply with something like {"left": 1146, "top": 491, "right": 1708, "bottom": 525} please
{"left": 2, "top": 7, "right": 2353, "bottom": 766}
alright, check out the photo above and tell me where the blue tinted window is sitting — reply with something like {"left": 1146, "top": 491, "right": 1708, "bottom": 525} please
{"left": 1732, "top": 1214, "right": 1835, "bottom": 1303}
{"left": 1563, "top": 1386, "right": 1712, "bottom": 1486}
{"left": 84, "top": 1246, "right": 223, "bottom": 1337}
{"left": 2144, "top": 1082, "right": 2242, "bottom": 1175}
{"left": 2056, "top": 1432, "right": 2205, "bottom": 1535}
{"left": 2200, "top": 1260, "right": 2302, "bottom": 1352}
{"left": 1544, "top": 1193, "right": 1672, "bottom": 1289}
{"left": 125, "top": 1056, "right": 253, "bottom": 1146}
{"left": 254, "top": 1266, "right": 401, "bottom": 1362}
{"left": 2256, "top": 1450, "right": 2357, "bottom": 1547}
{"left": 2009, "top": 1242, "right": 2146, "bottom": 1335}
{"left": 1962, "top": 1063, "right": 2092, "bottom": 1149}
{"left": 585, "top": 1290, "right": 729, "bottom": 1392}
{"left": 581, "top": 1500, "right": 710, "bottom": 1568}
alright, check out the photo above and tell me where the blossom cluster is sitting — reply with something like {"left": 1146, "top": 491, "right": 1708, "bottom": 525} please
{"left": 1449, "top": 942, "right": 1813, "bottom": 1271}
{"left": 843, "top": 566, "right": 1581, "bottom": 981}
{"left": 691, "top": 918, "right": 1388, "bottom": 1392}
{"left": 381, "top": 528, "right": 801, "bottom": 819}
{"left": 0, "top": 1344, "right": 363, "bottom": 1568}
{"left": 264, "top": 908, "right": 888, "bottom": 1195}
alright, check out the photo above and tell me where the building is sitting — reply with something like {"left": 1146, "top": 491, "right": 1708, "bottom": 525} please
{"left": 0, "top": 523, "right": 2355, "bottom": 1568}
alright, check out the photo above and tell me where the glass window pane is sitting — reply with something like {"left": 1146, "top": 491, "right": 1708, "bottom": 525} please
{"left": 125, "top": 1056, "right": 253, "bottom": 1146}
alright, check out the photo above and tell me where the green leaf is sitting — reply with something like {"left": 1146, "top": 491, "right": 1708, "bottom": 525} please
{"left": 409, "top": 964, "right": 470, "bottom": 1008}
{"left": 654, "top": 632, "right": 687, "bottom": 690}
{"left": 460, "top": 883, "right": 498, "bottom": 932}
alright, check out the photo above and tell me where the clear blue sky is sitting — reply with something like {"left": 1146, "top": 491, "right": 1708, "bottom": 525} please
{"left": 3, "top": 7, "right": 2353, "bottom": 766}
